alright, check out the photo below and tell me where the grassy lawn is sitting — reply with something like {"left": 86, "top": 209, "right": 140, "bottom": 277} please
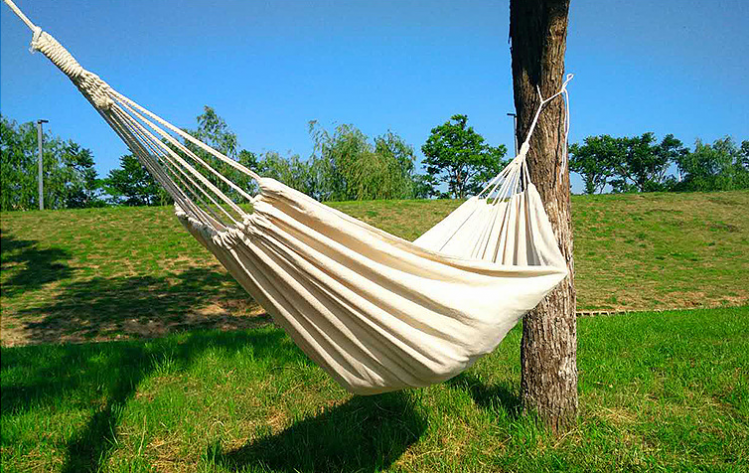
{"left": 1, "top": 306, "right": 747, "bottom": 472}
{"left": 1, "top": 192, "right": 748, "bottom": 471}
{"left": 1, "top": 190, "right": 747, "bottom": 345}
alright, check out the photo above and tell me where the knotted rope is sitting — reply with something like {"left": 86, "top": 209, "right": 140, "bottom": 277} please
{"left": 29, "top": 27, "right": 114, "bottom": 110}
{"left": 4, "top": 0, "right": 113, "bottom": 110}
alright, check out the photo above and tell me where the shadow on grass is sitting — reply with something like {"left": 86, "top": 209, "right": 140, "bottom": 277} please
{"left": 0, "top": 231, "right": 72, "bottom": 297}
{"left": 1, "top": 328, "right": 297, "bottom": 472}
{"left": 1, "top": 233, "right": 426, "bottom": 471}
{"left": 13, "top": 268, "right": 267, "bottom": 345}
{"left": 216, "top": 392, "right": 426, "bottom": 473}
{"left": 3, "top": 329, "right": 425, "bottom": 472}
{"left": 447, "top": 371, "right": 521, "bottom": 417}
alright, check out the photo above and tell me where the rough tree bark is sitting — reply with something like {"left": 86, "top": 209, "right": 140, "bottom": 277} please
{"left": 509, "top": 0, "right": 578, "bottom": 432}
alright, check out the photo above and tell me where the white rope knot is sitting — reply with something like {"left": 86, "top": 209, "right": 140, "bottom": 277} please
{"left": 30, "top": 30, "right": 113, "bottom": 110}
{"left": 29, "top": 25, "right": 42, "bottom": 52}
{"left": 519, "top": 142, "right": 531, "bottom": 157}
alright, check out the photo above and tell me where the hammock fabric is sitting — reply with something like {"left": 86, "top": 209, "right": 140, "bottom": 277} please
{"left": 5, "top": 0, "right": 571, "bottom": 394}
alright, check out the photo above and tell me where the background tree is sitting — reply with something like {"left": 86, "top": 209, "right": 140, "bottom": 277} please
{"left": 610, "top": 132, "right": 688, "bottom": 192}
{"left": 309, "top": 122, "right": 419, "bottom": 201}
{"left": 569, "top": 135, "right": 623, "bottom": 194}
{"left": 189, "top": 106, "right": 238, "bottom": 158}
{"left": 1, "top": 115, "right": 103, "bottom": 211}
{"left": 103, "top": 154, "right": 169, "bottom": 206}
{"left": 257, "top": 151, "right": 316, "bottom": 196}
{"left": 510, "top": 0, "right": 577, "bottom": 431}
{"left": 139, "top": 108, "right": 422, "bottom": 204}
{"left": 674, "top": 137, "right": 749, "bottom": 191}
{"left": 411, "top": 174, "right": 437, "bottom": 199}
{"left": 57, "top": 143, "right": 104, "bottom": 208}
{"left": 1, "top": 116, "right": 37, "bottom": 211}
{"left": 374, "top": 131, "right": 419, "bottom": 199}
{"left": 421, "top": 114, "right": 507, "bottom": 199}
{"left": 102, "top": 108, "right": 261, "bottom": 207}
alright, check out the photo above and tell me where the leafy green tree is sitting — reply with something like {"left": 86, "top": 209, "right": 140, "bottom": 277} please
{"left": 257, "top": 151, "right": 315, "bottom": 195}
{"left": 58, "top": 143, "right": 104, "bottom": 208}
{"left": 103, "top": 154, "right": 170, "bottom": 206}
{"left": 374, "top": 131, "right": 418, "bottom": 198}
{"left": 674, "top": 137, "right": 749, "bottom": 191}
{"left": 101, "top": 106, "right": 425, "bottom": 205}
{"left": 236, "top": 149, "right": 261, "bottom": 195}
{"left": 104, "top": 107, "right": 258, "bottom": 207}
{"left": 1, "top": 115, "right": 103, "bottom": 211}
{"left": 569, "top": 135, "right": 624, "bottom": 194}
{"left": 421, "top": 114, "right": 507, "bottom": 199}
{"left": 610, "top": 133, "right": 688, "bottom": 193}
{"left": 352, "top": 149, "right": 409, "bottom": 200}
{"left": 1, "top": 116, "right": 36, "bottom": 211}
{"left": 411, "top": 174, "right": 436, "bottom": 199}
{"left": 375, "top": 131, "right": 416, "bottom": 177}
{"left": 308, "top": 122, "right": 367, "bottom": 201}
{"left": 190, "top": 106, "right": 239, "bottom": 158}
{"left": 308, "top": 122, "right": 418, "bottom": 201}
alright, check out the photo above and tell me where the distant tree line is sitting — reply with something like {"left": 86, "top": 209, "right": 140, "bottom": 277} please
{"left": 569, "top": 133, "right": 749, "bottom": 194}
{"left": 1, "top": 109, "right": 504, "bottom": 210}
{"left": 3, "top": 110, "right": 746, "bottom": 211}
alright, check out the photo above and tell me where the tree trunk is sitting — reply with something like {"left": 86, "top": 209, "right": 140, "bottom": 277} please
{"left": 509, "top": 0, "right": 578, "bottom": 432}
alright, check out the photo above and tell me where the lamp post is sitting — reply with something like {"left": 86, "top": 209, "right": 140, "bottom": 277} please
{"left": 37, "top": 119, "right": 48, "bottom": 210}
{"left": 507, "top": 112, "right": 518, "bottom": 156}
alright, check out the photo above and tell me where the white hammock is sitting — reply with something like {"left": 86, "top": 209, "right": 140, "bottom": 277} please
{"left": 5, "top": 0, "right": 570, "bottom": 395}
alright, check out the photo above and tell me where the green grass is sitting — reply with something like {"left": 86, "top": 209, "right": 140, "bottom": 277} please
{"left": 1, "top": 306, "right": 747, "bottom": 472}
{"left": 571, "top": 192, "right": 749, "bottom": 310}
{"left": 2, "top": 191, "right": 747, "bottom": 345}
{"left": 2, "top": 192, "right": 748, "bottom": 471}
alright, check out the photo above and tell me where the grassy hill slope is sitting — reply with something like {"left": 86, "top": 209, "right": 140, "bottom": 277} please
{"left": 2, "top": 190, "right": 748, "bottom": 345}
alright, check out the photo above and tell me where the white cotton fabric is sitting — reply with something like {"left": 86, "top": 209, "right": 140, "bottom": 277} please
{"left": 176, "top": 177, "right": 567, "bottom": 394}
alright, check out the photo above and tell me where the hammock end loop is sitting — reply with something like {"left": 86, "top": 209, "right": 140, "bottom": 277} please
{"left": 28, "top": 25, "right": 42, "bottom": 53}
{"left": 560, "top": 73, "right": 574, "bottom": 95}
{"left": 31, "top": 30, "right": 114, "bottom": 110}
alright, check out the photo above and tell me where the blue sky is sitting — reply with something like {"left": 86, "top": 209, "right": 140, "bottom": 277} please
{"left": 2, "top": 0, "right": 747, "bottom": 194}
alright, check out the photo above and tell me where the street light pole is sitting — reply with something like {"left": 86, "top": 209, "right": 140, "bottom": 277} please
{"left": 507, "top": 112, "right": 518, "bottom": 156}
{"left": 37, "top": 119, "right": 48, "bottom": 210}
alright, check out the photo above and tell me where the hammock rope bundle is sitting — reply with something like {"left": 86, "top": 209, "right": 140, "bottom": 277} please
{"left": 5, "top": 0, "right": 572, "bottom": 395}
